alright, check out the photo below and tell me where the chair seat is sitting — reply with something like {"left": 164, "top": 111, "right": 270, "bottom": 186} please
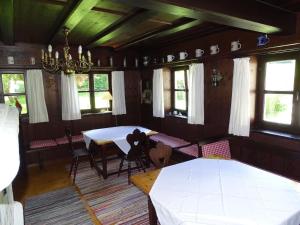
{"left": 205, "top": 154, "right": 226, "bottom": 159}
{"left": 30, "top": 139, "right": 57, "bottom": 149}
{"left": 73, "top": 148, "right": 89, "bottom": 157}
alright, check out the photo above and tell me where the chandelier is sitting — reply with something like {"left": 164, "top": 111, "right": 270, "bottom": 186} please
{"left": 41, "top": 27, "right": 93, "bottom": 75}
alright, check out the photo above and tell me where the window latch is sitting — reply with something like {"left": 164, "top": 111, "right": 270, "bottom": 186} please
{"left": 296, "top": 91, "right": 300, "bottom": 102}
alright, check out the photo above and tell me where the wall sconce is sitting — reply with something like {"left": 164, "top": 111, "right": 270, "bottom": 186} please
{"left": 211, "top": 69, "right": 223, "bottom": 87}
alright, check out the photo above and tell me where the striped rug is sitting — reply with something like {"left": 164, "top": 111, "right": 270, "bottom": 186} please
{"left": 24, "top": 186, "right": 93, "bottom": 225}
{"left": 74, "top": 158, "right": 151, "bottom": 225}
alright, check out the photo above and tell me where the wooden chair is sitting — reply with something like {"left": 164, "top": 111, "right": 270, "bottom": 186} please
{"left": 66, "top": 128, "right": 95, "bottom": 183}
{"left": 118, "top": 129, "right": 148, "bottom": 184}
{"left": 201, "top": 139, "right": 231, "bottom": 159}
{"left": 149, "top": 142, "right": 172, "bottom": 168}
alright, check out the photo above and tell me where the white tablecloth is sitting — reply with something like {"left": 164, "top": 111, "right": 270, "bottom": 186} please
{"left": 0, "top": 104, "right": 19, "bottom": 192}
{"left": 82, "top": 126, "right": 152, "bottom": 154}
{"left": 149, "top": 158, "right": 300, "bottom": 225}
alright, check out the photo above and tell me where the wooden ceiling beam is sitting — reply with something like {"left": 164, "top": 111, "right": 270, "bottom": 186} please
{"left": 115, "top": 18, "right": 200, "bottom": 50}
{"left": 87, "top": 9, "right": 158, "bottom": 48}
{"left": 47, "top": 0, "right": 99, "bottom": 43}
{"left": 0, "top": 0, "right": 14, "bottom": 45}
{"left": 111, "top": 0, "right": 296, "bottom": 34}
{"left": 38, "top": 0, "right": 173, "bottom": 24}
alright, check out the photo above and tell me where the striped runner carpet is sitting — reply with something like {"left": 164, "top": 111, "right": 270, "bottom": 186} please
{"left": 24, "top": 186, "right": 93, "bottom": 225}
{"left": 74, "top": 158, "right": 151, "bottom": 225}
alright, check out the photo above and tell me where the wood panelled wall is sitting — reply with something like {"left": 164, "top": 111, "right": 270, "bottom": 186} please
{"left": 140, "top": 29, "right": 300, "bottom": 180}
{"left": 0, "top": 43, "right": 141, "bottom": 165}
{"left": 140, "top": 57, "right": 235, "bottom": 141}
{"left": 139, "top": 29, "right": 262, "bottom": 141}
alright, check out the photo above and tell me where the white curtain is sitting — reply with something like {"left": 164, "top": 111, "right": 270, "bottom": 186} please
{"left": 153, "top": 68, "right": 164, "bottom": 118}
{"left": 188, "top": 63, "right": 204, "bottom": 124}
{"left": 26, "top": 69, "right": 49, "bottom": 123}
{"left": 112, "top": 71, "right": 126, "bottom": 115}
{"left": 61, "top": 72, "right": 81, "bottom": 120}
{"left": 228, "top": 57, "right": 251, "bottom": 136}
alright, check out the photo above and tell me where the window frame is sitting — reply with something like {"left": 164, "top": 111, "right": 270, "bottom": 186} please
{"left": 171, "top": 67, "right": 189, "bottom": 116}
{"left": 77, "top": 72, "right": 112, "bottom": 114}
{"left": 256, "top": 52, "right": 300, "bottom": 134}
{"left": 0, "top": 69, "right": 28, "bottom": 115}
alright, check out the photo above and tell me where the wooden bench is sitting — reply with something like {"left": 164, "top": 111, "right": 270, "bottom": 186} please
{"left": 149, "top": 133, "right": 232, "bottom": 160}
{"left": 27, "top": 134, "right": 84, "bottom": 168}
{"left": 149, "top": 133, "right": 201, "bottom": 158}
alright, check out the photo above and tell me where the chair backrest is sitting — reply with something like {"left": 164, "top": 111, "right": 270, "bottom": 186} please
{"left": 149, "top": 142, "right": 172, "bottom": 168}
{"left": 65, "top": 128, "right": 74, "bottom": 153}
{"left": 202, "top": 139, "right": 231, "bottom": 159}
{"left": 126, "top": 129, "right": 147, "bottom": 160}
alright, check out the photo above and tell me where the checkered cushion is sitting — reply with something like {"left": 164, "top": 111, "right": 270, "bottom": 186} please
{"left": 202, "top": 140, "right": 231, "bottom": 159}
{"left": 29, "top": 139, "right": 57, "bottom": 149}
{"left": 176, "top": 144, "right": 199, "bottom": 158}
{"left": 150, "top": 133, "right": 189, "bottom": 148}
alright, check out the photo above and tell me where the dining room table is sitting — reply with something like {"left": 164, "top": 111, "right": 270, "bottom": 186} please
{"left": 82, "top": 125, "right": 157, "bottom": 179}
{"left": 131, "top": 158, "right": 300, "bottom": 225}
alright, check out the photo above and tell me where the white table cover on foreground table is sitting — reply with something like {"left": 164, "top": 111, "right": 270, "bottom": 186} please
{"left": 0, "top": 104, "right": 19, "bottom": 191}
{"left": 82, "top": 126, "right": 152, "bottom": 154}
{"left": 149, "top": 158, "right": 300, "bottom": 225}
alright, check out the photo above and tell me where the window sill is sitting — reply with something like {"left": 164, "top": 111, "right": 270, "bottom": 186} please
{"left": 251, "top": 129, "right": 300, "bottom": 141}
{"left": 81, "top": 111, "right": 112, "bottom": 117}
{"left": 166, "top": 114, "right": 187, "bottom": 119}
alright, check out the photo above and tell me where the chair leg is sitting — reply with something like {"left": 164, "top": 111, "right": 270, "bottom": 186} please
{"left": 88, "top": 152, "right": 95, "bottom": 168}
{"left": 135, "top": 160, "right": 141, "bottom": 172}
{"left": 118, "top": 158, "right": 124, "bottom": 177}
{"left": 69, "top": 158, "right": 75, "bottom": 177}
{"left": 128, "top": 161, "right": 131, "bottom": 185}
{"left": 73, "top": 157, "right": 79, "bottom": 184}
{"left": 139, "top": 157, "right": 146, "bottom": 172}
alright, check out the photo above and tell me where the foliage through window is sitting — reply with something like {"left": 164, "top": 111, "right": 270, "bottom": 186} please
{"left": 258, "top": 53, "right": 300, "bottom": 133}
{"left": 0, "top": 73, "right": 27, "bottom": 114}
{"left": 76, "top": 73, "right": 111, "bottom": 113}
{"left": 263, "top": 60, "right": 295, "bottom": 124}
{"left": 172, "top": 69, "right": 188, "bottom": 115}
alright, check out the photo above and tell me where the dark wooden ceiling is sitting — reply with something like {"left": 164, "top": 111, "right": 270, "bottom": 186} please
{"left": 0, "top": 0, "right": 298, "bottom": 49}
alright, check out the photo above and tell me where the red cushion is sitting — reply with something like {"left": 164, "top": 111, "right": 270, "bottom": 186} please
{"left": 72, "top": 134, "right": 84, "bottom": 143}
{"left": 55, "top": 134, "right": 83, "bottom": 145}
{"left": 202, "top": 140, "right": 231, "bottom": 159}
{"left": 30, "top": 139, "right": 57, "bottom": 149}
{"left": 177, "top": 144, "right": 199, "bottom": 157}
{"left": 150, "top": 133, "right": 189, "bottom": 148}
{"left": 55, "top": 136, "right": 68, "bottom": 145}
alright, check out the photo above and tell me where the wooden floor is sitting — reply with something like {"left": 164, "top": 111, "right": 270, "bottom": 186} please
{"left": 14, "top": 159, "right": 101, "bottom": 225}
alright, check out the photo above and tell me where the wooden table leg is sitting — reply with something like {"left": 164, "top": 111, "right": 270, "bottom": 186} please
{"left": 89, "top": 141, "right": 106, "bottom": 179}
{"left": 148, "top": 196, "right": 157, "bottom": 225}
{"left": 99, "top": 144, "right": 108, "bottom": 179}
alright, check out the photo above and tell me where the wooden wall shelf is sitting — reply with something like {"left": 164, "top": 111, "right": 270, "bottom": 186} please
{"left": 142, "top": 58, "right": 201, "bottom": 69}
{"left": 0, "top": 65, "right": 140, "bottom": 72}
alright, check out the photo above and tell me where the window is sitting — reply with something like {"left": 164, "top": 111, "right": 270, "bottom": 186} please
{"left": 76, "top": 73, "right": 111, "bottom": 113}
{"left": 172, "top": 69, "right": 189, "bottom": 115}
{"left": 0, "top": 73, "right": 27, "bottom": 114}
{"left": 258, "top": 53, "right": 300, "bottom": 133}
